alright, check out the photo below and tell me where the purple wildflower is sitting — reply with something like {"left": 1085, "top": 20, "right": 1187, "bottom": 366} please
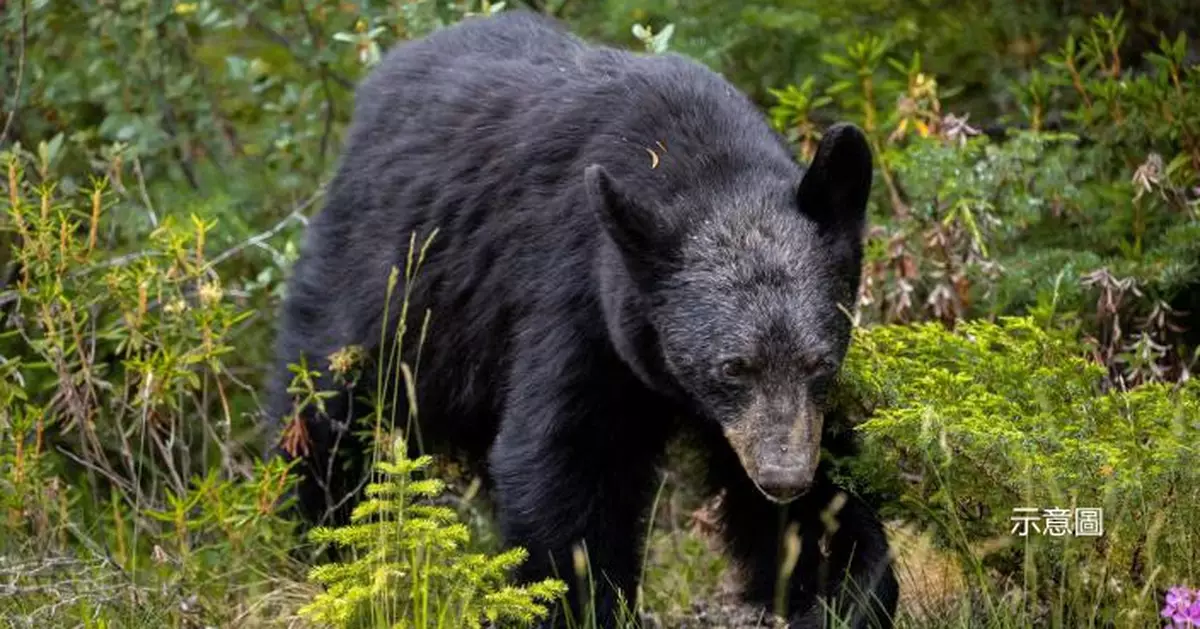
{"left": 1162, "top": 586, "right": 1200, "bottom": 628}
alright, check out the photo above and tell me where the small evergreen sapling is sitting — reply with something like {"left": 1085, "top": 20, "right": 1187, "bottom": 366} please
{"left": 299, "top": 436, "right": 567, "bottom": 628}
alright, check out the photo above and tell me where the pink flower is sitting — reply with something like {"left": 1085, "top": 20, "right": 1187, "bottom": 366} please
{"left": 1163, "top": 586, "right": 1200, "bottom": 628}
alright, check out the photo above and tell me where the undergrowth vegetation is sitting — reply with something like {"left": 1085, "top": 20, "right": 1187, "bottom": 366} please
{"left": 299, "top": 437, "right": 566, "bottom": 628}
{"left": 1, "top": 0, "right": 1198, "bottom": 627}
{"left": 839, "top": 318, "right": 1200, "bottom": 626}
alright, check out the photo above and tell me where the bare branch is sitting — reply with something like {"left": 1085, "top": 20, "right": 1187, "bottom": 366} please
{"left": 131, "top": 155, "right": 160, "bottom": 227}
{"left": 207, "top": 186, "right": 323, "bottom": 268}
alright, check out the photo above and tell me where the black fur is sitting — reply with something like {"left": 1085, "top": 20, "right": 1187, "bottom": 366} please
{"left": 270, "top": 10, "right": 897, "bottom": 628}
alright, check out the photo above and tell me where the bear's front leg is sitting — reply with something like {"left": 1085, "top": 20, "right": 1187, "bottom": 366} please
{"left": 707, "top": 439, "right": 898, "bottom": 629}
{"left": 488, "top": 356, "right": 671, "bottom": 628}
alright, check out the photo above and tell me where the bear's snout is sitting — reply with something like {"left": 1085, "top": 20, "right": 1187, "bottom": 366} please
{"left": 756, "top": 463, "right": 815, "bottom": 502}
{"left": 722, "top": 392, "right": 824, "bottom": 504}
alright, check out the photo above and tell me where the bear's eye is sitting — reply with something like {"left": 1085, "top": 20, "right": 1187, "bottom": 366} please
{"left": 718, "top": 357, "right": 756, "bottom": 381}
{"left": 804, "top": 356, "right": 838, "bottom": 378}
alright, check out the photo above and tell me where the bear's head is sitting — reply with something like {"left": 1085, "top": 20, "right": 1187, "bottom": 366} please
{"left": 587, "top": 123, "right": 872, "bottom": 503}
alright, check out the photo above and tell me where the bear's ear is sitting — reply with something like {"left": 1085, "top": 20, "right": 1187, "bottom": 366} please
{"left": 585, "top": 164, "right": 673, "bottom": 263}
{"left": 796, "top": 122, "right": 873, "bottom": 234}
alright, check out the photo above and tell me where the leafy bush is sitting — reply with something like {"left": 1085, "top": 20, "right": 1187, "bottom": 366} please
{"left": 0, "top": 142, "right": 303, "bottom": 624}
{"left": 838, "top": 317, "right": 1200, "bottom": 626}
{"left": 571, "top": 0, "right": 1198, "bottom": 119}
{"left": 764, "top": 11, "right": 1200, "bottom": 388}
{"left": 4, "top": 0, "right": 463, "bottom": 194}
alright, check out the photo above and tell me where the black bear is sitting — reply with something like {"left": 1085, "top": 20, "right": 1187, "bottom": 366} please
{"left": 269, "top": 9, "right": 897, "bottom": 628}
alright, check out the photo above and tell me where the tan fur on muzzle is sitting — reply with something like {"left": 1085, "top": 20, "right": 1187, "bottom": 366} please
{"left": 722, "top": 393, "right": 823, "bottom": 503}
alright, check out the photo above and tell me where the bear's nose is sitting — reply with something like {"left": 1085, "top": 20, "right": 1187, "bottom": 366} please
{"left": 756, "top": 464, "right": 813, "bottom": 503}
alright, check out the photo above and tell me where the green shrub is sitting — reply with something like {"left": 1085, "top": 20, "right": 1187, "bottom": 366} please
{"left": 838, "top": 317, "right": 1200, "bottom": 626}
{"left": 298, "top": 435, "right": 567, "bottom": 629}
{"left": 0, "top": 141, "right": 305, "bottom": 624}
{"left": 570, "top": 0, "right": 1197, "bottom": 120}
{"left": 763, "top": 12, "right": 1200, "bottom": 387}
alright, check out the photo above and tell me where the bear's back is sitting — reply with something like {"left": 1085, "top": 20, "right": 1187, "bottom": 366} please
{"left": 298, "top": 11, "right": 796, "bottom": 346}
{"left": 350, "top": 12, "right": 604, "bottom": 130}
{"left": 343, "top": 10, "right": 757, "bottom": 157}
{"left": 335, "top": 10, "right": 790, "bottom": 216}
